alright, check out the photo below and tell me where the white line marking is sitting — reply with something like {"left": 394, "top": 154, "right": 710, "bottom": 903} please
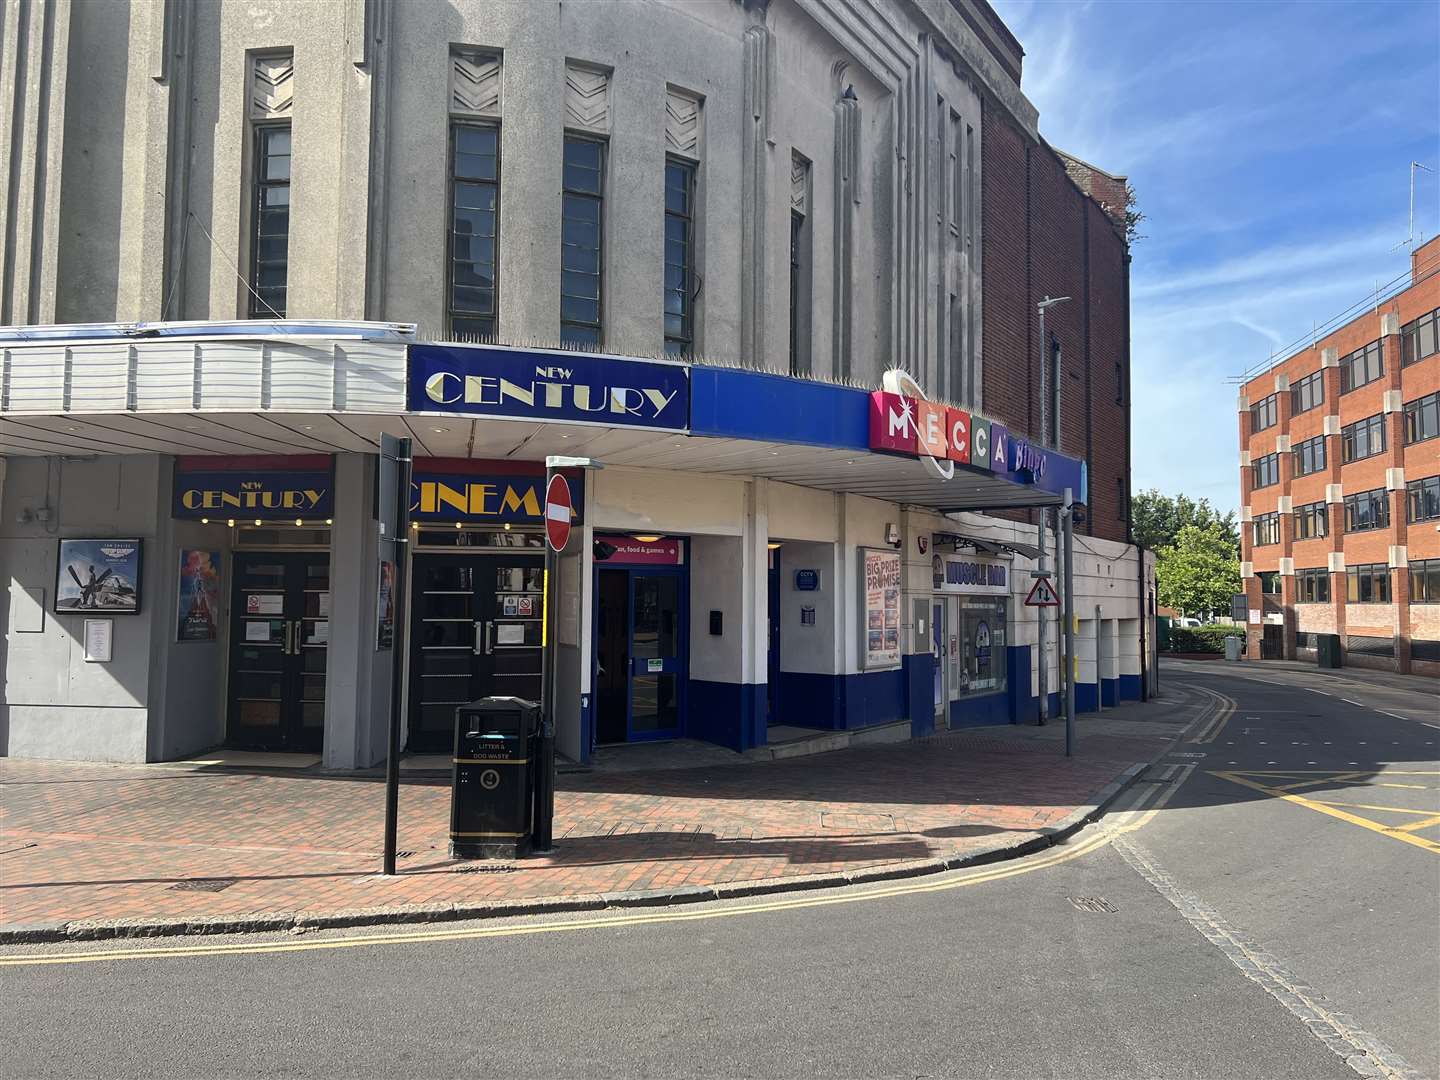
{"left": 1341, "top": 698, "right": 1365, "bottom": 707}
{"left": 1306, "top": 688, "right": 1331, "bottom": 696}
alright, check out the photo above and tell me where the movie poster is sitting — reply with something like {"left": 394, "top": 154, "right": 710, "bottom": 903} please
{"left": 177, "top": 550, "right": 221, "bottom": 642}
{"left": 376, "top": 561, "right": 395, "bottom": 650}
{"left": 860, "top": 547, "right": 902, "bottom": 669}
{"left": 55, "top": 539, "right": 143, "bottom": 615}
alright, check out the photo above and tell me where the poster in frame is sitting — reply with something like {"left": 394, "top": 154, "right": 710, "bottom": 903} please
{"left": 858, "top": 546, "right": 902, "bottom": 670}
{"left": 176, "top": 550, "right": 222, "bottom": 642}
{"left": 54, "top": 539, "right": 143, "bottom": 615}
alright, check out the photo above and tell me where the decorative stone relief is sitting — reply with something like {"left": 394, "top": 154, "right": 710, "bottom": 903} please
{"left": 452, "top": 48, "right": 502, "bottom": 118}
{"left": 665, "top": 88, "right": 702, "bottom": 159}
{"left": 565, "top": 63, "right": 610, "bottom": 134}
{"left": 791, "top": 153, "right": 810, "bottom": 216}
{"left": 250, "top": 53, "right": 294, "bottom": 120}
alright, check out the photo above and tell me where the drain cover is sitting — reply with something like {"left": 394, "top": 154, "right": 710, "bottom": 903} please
{"left": 170, "top": 878, "right": 237, "bottom": 893}
{"left": 452, "top": 864, "right": 515, "bottom": 874}
{"left": 1067, "top": 895, "right": 1117, "bottom": 913}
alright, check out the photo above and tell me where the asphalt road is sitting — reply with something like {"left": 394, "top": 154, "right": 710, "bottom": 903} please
{"left": 2, "top": 662, "right": 1436, "bottom": 1079}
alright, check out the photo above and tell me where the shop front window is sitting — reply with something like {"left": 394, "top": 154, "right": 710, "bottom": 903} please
{"left": 958, "top": 598, "right": 1008, "bottom": 697}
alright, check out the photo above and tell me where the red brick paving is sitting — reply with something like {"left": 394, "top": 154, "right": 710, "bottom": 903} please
{"left": 0, "top": 716, "right": 1181, "bottom": 930}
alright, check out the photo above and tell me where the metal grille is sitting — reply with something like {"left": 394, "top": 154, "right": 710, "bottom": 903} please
{"left": 1346, "top": 634, "right": 1395, "bottom": 657}
{"left": 1067, "top": 895, "right": 1117, "bottom": 913}
{"left": 170, "top": 878, "right": 238, "bottom": 893}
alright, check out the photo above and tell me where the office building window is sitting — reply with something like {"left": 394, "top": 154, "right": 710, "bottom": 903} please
{"left": 1293, "top": 435, "right": 1327, "bottom": 477}
{"left": 249, "top": 124, "right": 291, "bottom": 318}
{"left": 1296, "top": 568, "right": 1330, "bottom": 604}
{"left": 1343, "top": 488, "right": 1390, "bottom": 532}
{"left": 1251, "top": 394, "right": 1278, "bottom": 432}
{"left": 1340, "top": 414, "right": 1386, "bottom": 463}
{"left": 1339, "top": 340, "right": 1383, "bottom": 393}
{"left": 1294, "top": 500, "right": 1328, "bottom": 540}
{"left": 1345, "top": 563, "right": 1391, "bottom": 603}
{"left": 663, "top": 157, "right": 696, "bottom": 357}
{"left": 1403, "top": 391, "right": 1438, "bottom": 445}
{"left": 1407, "top": 475, "right": 1440, "bottom": 523}
{"left": 449, "top": 123, "right": 499, "bottom": 340}
{"left": 1251, "top": 453, "right": 1280, "bottom": 489}
{"left": 1252, "top": 512, "right": 1280, "bottom": 547}
{"left": 560, "top": 136, "right": 605, "bottom": 348}
{"left": 1257, "top": 570, "right": 1281, "bottom": 595}
{"left": 1411, "top": 559, "right": 1440, "bottom": 603}
{"left": 1400, "top": 307, "right": 1438, "bottom": 367}
{"left": 1290, "top": 370, "right": 1324, "bottom": 414}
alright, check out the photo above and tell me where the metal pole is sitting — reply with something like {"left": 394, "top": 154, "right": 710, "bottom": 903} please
{"left": 1063, "top": 487, "right": 1076, "bottom": 757}
{"left": 1094, "top": 603, "right": 1103, "bottom": 713}
{"left": 1037, "top": 302, "right": 1049, "bottom": 727}
{"left": 382, "top": 437, "right": 412, "bottom": 876}
{"left": 533, "top": 465, "right": 558, "bottom": 854}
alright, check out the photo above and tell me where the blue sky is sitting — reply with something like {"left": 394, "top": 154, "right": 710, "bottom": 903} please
{"left": 992, "top": 0, "right": 1440, "bottom": 513}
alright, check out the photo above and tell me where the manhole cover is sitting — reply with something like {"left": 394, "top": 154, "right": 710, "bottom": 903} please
{"left": 1067, "top": 895, "right": 1117, "bottom": 913}
{"left": 170, "top": 878, "right": 238, "bottom": 893}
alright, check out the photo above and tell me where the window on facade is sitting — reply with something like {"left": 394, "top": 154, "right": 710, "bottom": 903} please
{"left": 1340, "top": 414, "right": 1386, "bottom": 463}
{"left": 249, "top": 124, "right": 291, "bottom": 318}
{"left": 1257, "top": 571, "right": 1281, "bottom": 595}
{"left": 1403, "top": 391, "right": 1439, "bottom": 445}
{"left": 663, "top": 158, "right": 696, "bottom": 357}
{"left": 1339, "top": 340, "right": 1383, "bottom": 393}
{"left": 449, "top": 123, "right": 499, "bottom": 340}
{"left": 965, "top": 124, "right": 975, "bottom": 248}
{"left": 560, "top": 136, "right": 605, "bottom": 348}
{"left": 1400, "top": 307, "right": 1439, "bottom": 367}
{"left": 1290, "top": 370, "right": 1324, "bottom": 414}
{"left": 1251, "top": 453, "right": 1280, "bottom": 489}
{"left": 1411, "top": 559, "right": 1440, "bottom": 603}
{"left": 1408, "top": 475, "right": 1440, "bottom": 524}
{"left": 1296, "top": 568, "right": 1330, "bottom": 604}
{"left": 1251, "top": 512, "right": 1280, "bottom": 547}
{"left": 1294, "top": 500, "right": 1328, "bottom": 540}
{"left": 1343, "top": 488, "right": 1390, "bottom": 532}
{"left": 1292, "top": 435, "right": 1327, "bottom": 477}
{"left": 1346, "top": 563, "right": 1391, "bottom": 603}
{"left": 1251, "top": 394, "right": 1277, "bottom": 432}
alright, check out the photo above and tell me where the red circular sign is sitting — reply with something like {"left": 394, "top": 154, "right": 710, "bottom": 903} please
{"left": 545, "top": 474, "right": 572, "bottom": 552}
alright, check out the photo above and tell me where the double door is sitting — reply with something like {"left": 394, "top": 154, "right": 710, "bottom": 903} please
{"left": 596, "top": 568, "right": 685, "bottom": 744}
{"left": 408, "top": 553, "right": 545, "bottom": 753}
{"left": 227, "top": 552, "right": 330, "bottom": 752}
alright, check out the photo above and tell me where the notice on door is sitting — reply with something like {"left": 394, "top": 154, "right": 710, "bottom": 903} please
{"left": 646, "top": 657, "right": 664, "bottom": 673}
{"left": 246, "top": 593, "right": 283, "bottom": 616}
{"left": 497, "top": 623, "right": 525, "bottom": 646}
{"left": 244, "top": 620, "right": 272, "bottom": 642}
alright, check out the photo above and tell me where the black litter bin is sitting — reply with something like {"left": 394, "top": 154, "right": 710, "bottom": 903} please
{"left": 450, "top": 696, "right": 541, "bottom": 860}
{"left": 1316, "top": 633, "right": 1342, "bottom": 669}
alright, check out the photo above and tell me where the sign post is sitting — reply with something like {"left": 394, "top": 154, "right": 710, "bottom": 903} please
{"left": 379, "top": 435, "right": 412, "bottom": 875}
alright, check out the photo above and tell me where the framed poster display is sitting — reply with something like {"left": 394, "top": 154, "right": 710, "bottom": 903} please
{"left": 859, "top": 547, "right": 902, "bottom": 669}
{"left": 177, "top": 550, "right": 222, "bottom": 642}
{"left": 55, "top": 539, "right": 142, "bottom": 615}
{"left": 376, "top": 561, "right": 395, "bottom": 650}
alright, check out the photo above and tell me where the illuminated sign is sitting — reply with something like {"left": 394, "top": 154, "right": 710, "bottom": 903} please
{"left": 172, "top": 463, "right": 334, "bottom": 520}
{"left": 409, "top": 344, "right": 689, "bottom": 431}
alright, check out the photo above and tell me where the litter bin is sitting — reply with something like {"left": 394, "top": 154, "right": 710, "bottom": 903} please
{"left": 1224, "top": 635, "right": 1243, "bottom": 662}
{"left": 450, "top": 696, "right": 541, "bottom": 860}
{"left": 1316, "top": 633, "right": 1342, "bottom": 669}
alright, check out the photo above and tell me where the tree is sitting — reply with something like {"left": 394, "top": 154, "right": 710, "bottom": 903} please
{"left": 1156, "top": 523, "right": 1242, "bottom": 618}
{"left": 1124, "top": 182, "right": 1146, "bottom": 245}
{"left": 1131, "top": 488, "right": 1238, "bottom": 556}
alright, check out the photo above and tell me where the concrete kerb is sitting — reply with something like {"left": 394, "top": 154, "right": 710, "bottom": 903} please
{"left": 0, "top": 748, "right": 1176, "bottom": 948}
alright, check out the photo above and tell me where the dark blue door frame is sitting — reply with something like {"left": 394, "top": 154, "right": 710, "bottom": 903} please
{"left": 591, "top": 553, "right": 689, "bottom": 748}
{"left": 767, "top": 552, "right": 781, "bottom": 724}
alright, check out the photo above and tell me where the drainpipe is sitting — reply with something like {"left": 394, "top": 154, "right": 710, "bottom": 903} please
{"left": 1063, "top": 487, "right": 1077, "bottom": 757}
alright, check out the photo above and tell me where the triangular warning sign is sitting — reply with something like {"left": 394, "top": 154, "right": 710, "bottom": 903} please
{"left": 1025, "top": 576, "right": 1060, "bottom": 607}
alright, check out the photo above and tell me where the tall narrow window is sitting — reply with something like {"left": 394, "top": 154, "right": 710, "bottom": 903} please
{"left": 664, "top": 158, "right": 696, "bottom": 357}
{"left": 449, "top": 123, "right": 499, "bottom": 340}
{"left": 789, "top": 152, "right": 811, "bottom": 376}
{"left": 789, "top": 211, "right": 803, "bottom": 372}
{"left": 561, "top": 136, "right": 604, "bottom": 348}
{"left": 249, "top": 125, "right": 291, "bottom": 317}
{"left": 964, "top": 124, "right": 976, "bottom": 248}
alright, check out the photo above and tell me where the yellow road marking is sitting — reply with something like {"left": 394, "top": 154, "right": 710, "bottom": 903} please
{"left": 1210, "top": 772, "right": 1440, "bottom": 855}
{"left": 1222, "top": 770, "right": 1439, "bottom": 776}
{"left": 1271, "top": 773, "right": 1367, "bottom": 792}
{"left": 1308, "top": 800, "right": 1440, "bottom": 817}
{"left": 1393, "top": 815, "right": 1440, "bottom": 833}
{"left": 1188, "top": 686, "right": 1236, "bottom": 745}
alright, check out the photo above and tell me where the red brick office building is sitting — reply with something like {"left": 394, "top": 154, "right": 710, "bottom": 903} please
{"left": 1238, "top": 236, "right": 1440, "bottom": 675}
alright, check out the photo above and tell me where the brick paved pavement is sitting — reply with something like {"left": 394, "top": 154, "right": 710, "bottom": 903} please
{"left": 0, "top": 700, "right": 1194, "bottom": 934}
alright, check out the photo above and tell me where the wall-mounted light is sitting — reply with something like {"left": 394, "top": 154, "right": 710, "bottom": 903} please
{"left": 254, "top": 519, "right": 262, "bottom": 526}
{"left": 295, "top": 518, "right": 304, "bottom": 527}
{"left": 201, "top": 517, "right": 210, "bottom": 524}
{"left": 226, "top": 518, "right": 236, "bottom": 528}
{"left": 633, "top": 534, "right": 662, "bottom": 543}
{"left": 767, "top": 542, "right": 782, "bottom": 550}
{"left": 325, "top": 518, "right": 333, "bottom": 526}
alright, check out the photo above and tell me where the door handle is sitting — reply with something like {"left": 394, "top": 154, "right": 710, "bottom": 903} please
{"left": 484, "top": 621, "right": 494, "bottom": 655}
{"left": 291, "top": 620, "right": 302, "bottom": 655}
{"left": 282, "top": 620, "right": 294, "bottom": 655}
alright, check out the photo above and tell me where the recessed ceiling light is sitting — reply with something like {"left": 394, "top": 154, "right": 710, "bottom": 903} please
{"left": 301, "top": 425, "right": 314, "bottom": 431}
{"left": 432, "top": 427, "right": 448, "bottom": 434}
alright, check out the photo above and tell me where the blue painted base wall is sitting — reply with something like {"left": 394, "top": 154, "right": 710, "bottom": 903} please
{"left": 950, "top": 691, "right": 1010, "bottom": 727}
{"left": 1102, "top": 678, "right": 1119, "bottom": 707}
{"left": 904, "top": 653, "right": 934, "bottom": 739}
{"left": 1075, "top": 681, "right": 1099, "bottom": 714}
{"left": 772, "top": 667, "right": 909, "bottom": 733}
{"left": 1118, "top": 674, "right": 1142, "bottom": 701}
{"left": 689, "top": 680, "right": 766, "bottom": 752}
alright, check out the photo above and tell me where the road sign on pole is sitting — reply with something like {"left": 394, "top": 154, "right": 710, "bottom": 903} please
{"left": 1025, "top": 575, "right": 1060, "bottom": 608}
{"left": 544, "top": 474, "right": 572, "bottom": 553}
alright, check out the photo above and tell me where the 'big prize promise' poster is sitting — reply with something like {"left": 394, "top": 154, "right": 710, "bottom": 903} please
{"left": 860, "top": 547, "right": 902, "bottom": 669}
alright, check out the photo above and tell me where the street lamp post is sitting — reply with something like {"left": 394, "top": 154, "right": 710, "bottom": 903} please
{"left": 1036, "top": 295, "right": 1071, "bottom": 726}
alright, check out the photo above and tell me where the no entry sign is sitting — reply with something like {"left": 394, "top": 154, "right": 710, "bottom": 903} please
{"left": 545, "top": 474, "right": 572, "bottom": 552}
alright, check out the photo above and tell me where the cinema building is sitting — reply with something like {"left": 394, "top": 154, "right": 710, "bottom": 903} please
{"left": 0, "top": 0, "right": 1150, "bottom": 766}
{"left": 1238, "top": 236, "right": 1440, "bottom": 676}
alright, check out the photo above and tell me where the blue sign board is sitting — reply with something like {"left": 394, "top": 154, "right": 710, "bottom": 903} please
{"left": 990, "top": 434, "right": 1087, "bottom": 500}
{"left": 794, "top": 569, "right": 821, "bottom": 591}
{"left": 410, "top": 469, "right": 584, "bottom": 525}
{"left": 173, "top": 467, "right": 334, "bottom": 520}
{"left": 408, "top": 344, "right": 690, "bottom": 431}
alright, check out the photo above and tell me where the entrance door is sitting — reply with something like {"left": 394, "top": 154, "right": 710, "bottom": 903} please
{"left": 408, "top": 553, "right": 545, "bottom": 753}
{"left": 767, "top": 551, "right": 781, "bottom": 724}
{"left": 228, "top": 552, "right": 330, "bottom": 752}
{"left": 932, "top": 599, "right": 946, "bottom": 727}
{"left": 595, "top": 567, "right": 686, "bottom": 744}
{"left": 1261, "top": 623, "right": 1284, "bottom": 660}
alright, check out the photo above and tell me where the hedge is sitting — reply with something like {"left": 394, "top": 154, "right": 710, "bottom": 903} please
{"left": 1167, "top": 625, "right": 1247, "bottom": 654}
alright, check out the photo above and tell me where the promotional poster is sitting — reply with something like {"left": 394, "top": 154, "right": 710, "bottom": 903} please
{"left": 177, "top": 550, "right": 222, "bottom": 642}
{"left": 55, "top": 539, "right": 142, "bottom": 614}
{"left": 860, "top": 547, "right": 902, "bottom": 669}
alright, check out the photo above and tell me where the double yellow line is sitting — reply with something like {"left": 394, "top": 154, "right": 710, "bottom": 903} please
{"left": 1187, "top": 684, "right": 1236, "bottom": 744}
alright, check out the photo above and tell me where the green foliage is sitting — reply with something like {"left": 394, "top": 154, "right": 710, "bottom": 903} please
{"left": 1167, "top": 625, "right": 1246, "bottom": 654}
{"left": 1132, "top": 488, "right": 1239, "bottom": 555}
{"left": 1156, "top": 523, "right": 1243, "bottom": 618}
{"left": 1124, "top": 182, "right": 1146, "bottom": 245}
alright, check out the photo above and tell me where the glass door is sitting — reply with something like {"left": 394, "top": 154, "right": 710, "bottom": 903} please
{"left": 227, "top": 552, "right": 329, "bottom": 752}
{"left": 408, "top": 552, "right": 544, "bottom": 753}
{"left": 626, "top": 571, "right": 684, "bottom": 741}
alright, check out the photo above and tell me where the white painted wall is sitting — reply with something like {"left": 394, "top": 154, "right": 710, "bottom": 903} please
{"left": 777, "top": 541, "right": 840, "bottom": 675}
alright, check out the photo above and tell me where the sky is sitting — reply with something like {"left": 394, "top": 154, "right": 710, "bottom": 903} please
{"left": 992, "top": 0, "right": 1440, "bottom": 514}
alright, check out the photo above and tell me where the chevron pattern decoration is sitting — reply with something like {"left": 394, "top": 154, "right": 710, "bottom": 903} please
{"left": 451, "top": 49, "right": 502, "bottom": 117}
{"left": 791, "top": 154, "right": 810, "bottom": 216}
{"left": 565, "top": 64, "right": 610, "bottom": 134}
{"left": 250, "top": 54, "right": 294, "bottom": 120}
{"left": 664, "top": 89, "right": 701, "bottom": 159}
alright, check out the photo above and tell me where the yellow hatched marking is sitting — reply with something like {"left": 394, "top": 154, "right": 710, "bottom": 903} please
{"left": 1210, "top": 772, "right": 1440, "bottom": 855}
{"left": 1393, "top": 815, "right": 1440, "bottom": 833}
{"left": 1308, "top": 800, "right": 1440, "bottom": 817}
